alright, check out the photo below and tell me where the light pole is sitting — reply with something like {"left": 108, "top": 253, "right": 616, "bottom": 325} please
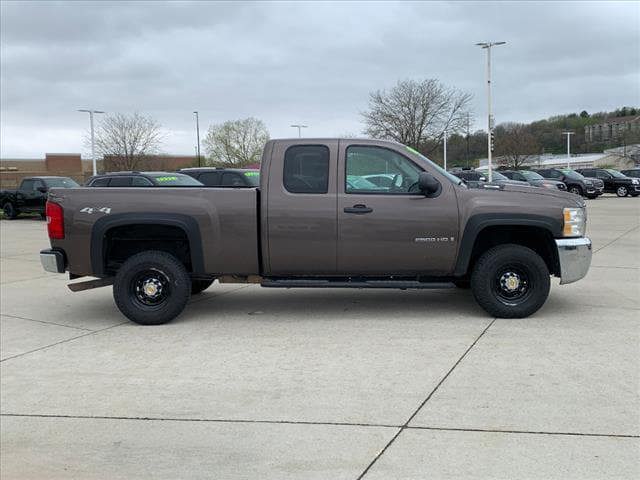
{"left": 78, "top": 109, "right": 105, "bottom": 176}
{"left": 476, "top": 41, "right": 506, "bottom": 182}
{"left": 443, "top": 130, "right": 448, "bottom": 171}
{"left": 290, "top": 124, "right": 308, "bottom": 138}
{"left": 562, "top": 131, "right": 574, "bottom": 169}
{"left": 193, "top": 111, "right": 201, "bottom": 167}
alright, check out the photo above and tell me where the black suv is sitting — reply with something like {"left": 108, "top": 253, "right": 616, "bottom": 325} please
{"left": 620, "top": 168, "right": 640, "bottom": 179}
{"left": 576, "top": 168, "right": 640, "bottom": 197}
{"left": 180, "top": 168, "right": 260, "bottom": 187}
{"left": 534, "top": 168, "right": 603, "bottom": 199}
{"left": 86, "top": 171, "right": 203, "bottom": 187}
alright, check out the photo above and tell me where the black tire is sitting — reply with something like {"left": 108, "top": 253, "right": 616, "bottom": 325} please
{"left": 113, "top": 250, "right": 191, "bottom": 325}
{"left": 568, "top": 185, "right": 583, "bottom": 196}
{"left": 191, "top": 278, "right": 215, "bottom": 295}
{"left": 2, "top": 202, "right": 18, "bottom": 219}
{"left": 616, "top": 186, "right": 628, "bottom": 197}
{"left": 471, "top": 244, "right": 550, "bottom": 318}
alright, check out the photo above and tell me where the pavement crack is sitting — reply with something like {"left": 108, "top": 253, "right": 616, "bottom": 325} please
{"left": 407, "top": 425, "right": 639, "bottom": 439}
{"left": 0, "top": 413, "right": 399, "bottom": 429}
{"left": 594, "top": 225, "right": 639, "bottom": 253}
{"left": 0, "top": 321, "right": 128, "bottom": 363}
{"left": 0, "top": 313, "right": 94, "bottom": 331}
{"left": 356, "top": 318, "right": 496, "bottom": 479}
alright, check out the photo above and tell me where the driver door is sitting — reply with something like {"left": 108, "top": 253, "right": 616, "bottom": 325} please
{"left": 337, "top": 142, "right": 459, "bottom": 276}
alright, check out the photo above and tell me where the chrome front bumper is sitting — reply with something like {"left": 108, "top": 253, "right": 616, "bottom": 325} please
{"left": 556, "top": 238, "right": 592, "bottom": 285}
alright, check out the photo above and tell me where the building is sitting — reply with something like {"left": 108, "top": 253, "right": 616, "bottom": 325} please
{"left": 584, "top": 116, "right": 640, "bottom": 143}
{"left": 0, "top": 153, "right": 199, "bottom": 188}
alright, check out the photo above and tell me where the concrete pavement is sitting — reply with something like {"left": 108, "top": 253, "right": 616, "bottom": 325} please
{"left": 1, "top": 196, "right": 638, "bottom": 479}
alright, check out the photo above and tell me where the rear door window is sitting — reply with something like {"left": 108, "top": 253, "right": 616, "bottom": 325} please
{"left": 20, "top": 179, "right": 35, "bottom": 191}
{"left": 91, "top": 177, "right": 110, "bottom": 187}
{"left": 198, "top": 172, "right": 222, "bottom": 186}
{"left": 283, "top": 145, "right": 330, "bottom": 194}
{"left": 221, "top": 172, "right": 245, "bottom": 187}
{"left": 108, "top": 177, "right": 133, "bottom": 187}
{"left": 131, "top": 176, "right": 154, "bottom": 186}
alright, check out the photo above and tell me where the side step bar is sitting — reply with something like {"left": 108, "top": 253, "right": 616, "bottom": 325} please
{"left": 261, "top": 278, "right": 454, "bottom": 289}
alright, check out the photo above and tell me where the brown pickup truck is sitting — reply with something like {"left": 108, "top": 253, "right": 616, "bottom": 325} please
{"left": 40, "top": 138, "right": 592, "bottom": 324}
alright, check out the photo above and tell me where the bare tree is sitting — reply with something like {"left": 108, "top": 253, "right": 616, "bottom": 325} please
{"left": 92, "top": 113, "right": 164, "bottom": 171}
{"left": 203, "top": 118, "right": 270, "bottom": 167}
{"left": 361, "top": 78, "right": 472, "bottom": 154}
{"left": 494, "top": 123, "right": 540, "bottom": 169}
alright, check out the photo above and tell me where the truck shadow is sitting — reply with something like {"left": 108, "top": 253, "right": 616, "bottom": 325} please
{"left": 182, "top": 286, "right": 486, "bottom": 323}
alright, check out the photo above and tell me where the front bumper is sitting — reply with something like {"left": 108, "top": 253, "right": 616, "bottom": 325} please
{"left": 556, "top": 238, "right": 592, "bottom": 285}
{"left": 40, "top": 249, "right": 66, "bottom": 273}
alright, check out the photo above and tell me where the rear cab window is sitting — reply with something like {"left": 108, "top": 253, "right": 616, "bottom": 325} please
{"left": 283, "top": 145, "right": 330, "bottom": 194}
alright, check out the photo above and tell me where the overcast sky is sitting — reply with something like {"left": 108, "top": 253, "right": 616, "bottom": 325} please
{"left": 1, "top": 0, "right": 638, "bottom": 158}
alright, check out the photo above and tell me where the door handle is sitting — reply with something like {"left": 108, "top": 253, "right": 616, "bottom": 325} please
{"left": 344, "top": 204, "right": 373, "bottom": 214}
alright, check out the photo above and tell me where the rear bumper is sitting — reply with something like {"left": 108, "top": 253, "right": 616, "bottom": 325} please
{"left": 40, "top": 249, "right": 66, "bottom": 273}
{"left": 556, "top": 238, "right": 592, "bottom": 285}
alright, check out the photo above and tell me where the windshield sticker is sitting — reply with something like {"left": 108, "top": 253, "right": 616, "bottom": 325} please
{"left": 244, "top": 172, "right": 259, "bottom": 177}
{"left": 155, "top": 176, "right": 178, "bottom": 182}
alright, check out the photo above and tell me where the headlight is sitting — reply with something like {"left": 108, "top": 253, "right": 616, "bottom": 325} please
{"left": 563, "top": 207, "right": 586, "bottom": 237}
{"left": 632, "top": 179, "right": 639, "bottom": 185}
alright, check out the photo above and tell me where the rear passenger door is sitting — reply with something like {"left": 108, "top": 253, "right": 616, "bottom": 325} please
{"left": 265, "top": 141, "right": 338, "bottom": 275}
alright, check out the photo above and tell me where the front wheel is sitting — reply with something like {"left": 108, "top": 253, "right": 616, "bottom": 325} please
{"left": 616, "top": 186, "right": 628, "bottom": 197}
{"left": 471, "top": 244, "right": 550, "bottom": 318}
{"left": 2, "top": 202, "right": 18, "bottom": 219}
{"left": 568, "top": 186, "right": 583, "bottom": 196}
{"left": 113, "top": 251, "right": 191, "bottom": 325}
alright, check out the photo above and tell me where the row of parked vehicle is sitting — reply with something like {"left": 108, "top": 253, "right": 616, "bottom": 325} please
{"left": 449, "top": 166, "right": 640, "bottom": 199}
{"left": 0, "top": 167, "right": 259, "bottom": 219}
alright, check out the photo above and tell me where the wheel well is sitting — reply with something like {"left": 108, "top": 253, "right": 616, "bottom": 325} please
{"left": 103, "top": 224, "right": 192, "bottom": 275}
{"left": 466, "top": 226, "right": 559, "bottom": 277}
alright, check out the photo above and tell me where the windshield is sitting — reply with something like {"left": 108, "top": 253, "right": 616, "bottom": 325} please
{"left": 491, "top": 171, "right": 508, "bottom": 181}
{"left": 606, "top": 169, "right": 627, "bottom": 179}
{"left": 560, "top": 169, "right": 586, "bottom": 180}
{"left": 242, "top": 170, "right": 260, "bottom": 186}
{"left": 405, "top": 146, "right": 464, "bottom": 186}
{"left": 520, "top": 170, "right": 544, "bottom": 181}
{"left": 45, "top": 177, "right": 79, "bottom": 188}
{"left": 149, "top": 173, "right": 203, "bottom": 186}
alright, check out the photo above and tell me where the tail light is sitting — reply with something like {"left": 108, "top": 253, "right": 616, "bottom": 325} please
{"left": 46, "top": 201, "right": 64, "bottom": 239}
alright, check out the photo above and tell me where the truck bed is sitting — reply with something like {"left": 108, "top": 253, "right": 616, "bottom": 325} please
{"left": 49, "top": 187, "right": 260, "bottom": 276}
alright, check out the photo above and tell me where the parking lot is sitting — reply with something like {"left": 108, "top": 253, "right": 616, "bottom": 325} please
{"left": 0, "top": 196, "right": 638, "bottom": 479}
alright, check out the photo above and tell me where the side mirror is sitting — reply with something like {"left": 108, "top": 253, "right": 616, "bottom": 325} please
{"left": 418, "top": 172, "right": 440, "bottom": 195}
{"left": 37, "top": 186, "right": 48, "bottom": 193}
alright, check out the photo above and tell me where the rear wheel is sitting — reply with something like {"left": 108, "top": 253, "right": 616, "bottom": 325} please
{"left": 113, "top": 250, "right": 191, "bottom": 325}
{"left": 191, "top": 278, "right": 215, "bottom": 295}
{"left": 471, "top": 244, "right": 550, "bottom": 318}
{"left": 616, "top": 186, "right": 628, "bottom": 197}
{"left": 2, "top": 202, "right": 18, "bottom": 219}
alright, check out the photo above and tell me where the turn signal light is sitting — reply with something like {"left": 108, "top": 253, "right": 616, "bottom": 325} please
{"left": 46, "top": 201, "right": 64, "bottom": 239}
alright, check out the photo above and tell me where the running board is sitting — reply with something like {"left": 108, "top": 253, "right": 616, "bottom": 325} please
{"left": 260, "top": 278, "right": 454, "bottom": 289}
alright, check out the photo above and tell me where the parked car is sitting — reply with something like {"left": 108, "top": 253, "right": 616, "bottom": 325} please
{"left": 473, "top": 169, "right": 530, "bottom": 187}
{"left": 501, "top": 170, "right": 567, "bottom": 191}
{"left": 40, "top": 138, "right": 591, "bottom": 324}
{"left": 620, "top": 168, "right": 640, "bottom": 179}
{"left": 534, "top": 168, "right": 603, "bottom": 199}
{"left": 575, "top": 168, "right": 640, "bottom": 197}
{"left": 179, "top": 168, "right": 259, "bottom": 187}
{"left": 1, "top": 176, "right": 79, "bottom": 219}
{"left": 85, "top": 171, "right": 203, "bottom": 187}
{"left": 449, "top": 168, "right": 486, "bottom": 185}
